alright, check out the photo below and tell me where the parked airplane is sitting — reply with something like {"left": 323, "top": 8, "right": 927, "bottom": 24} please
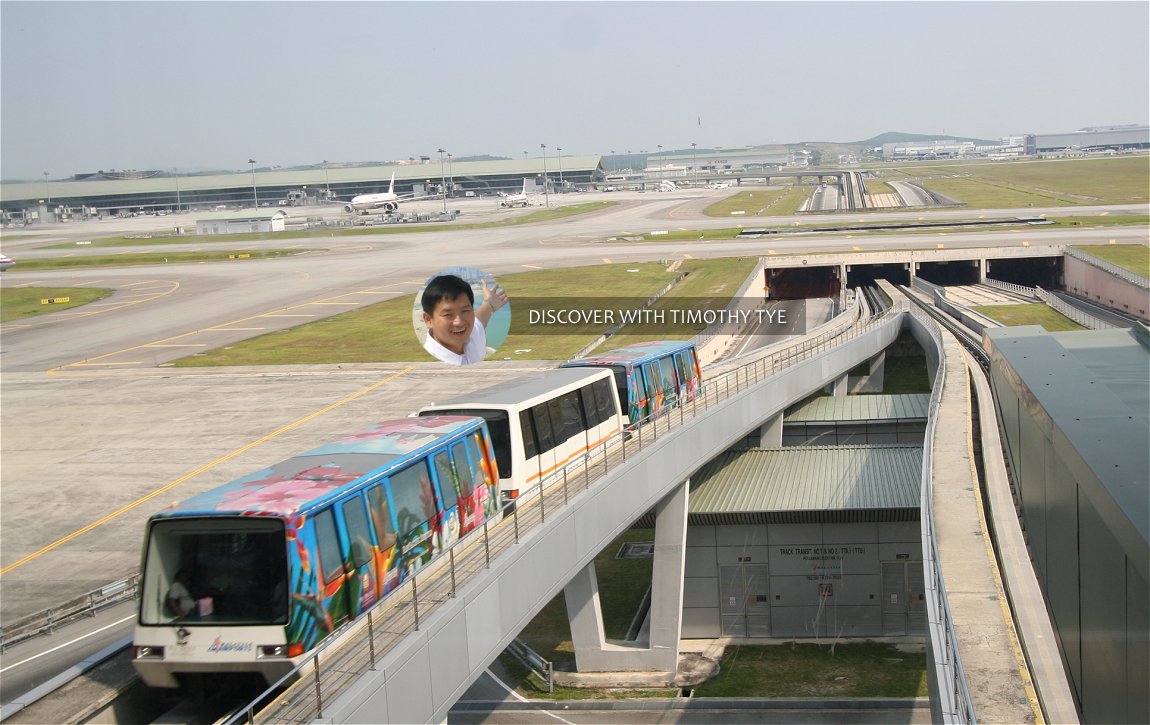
{"left": 339, "top": 173, "right": 419, "bottom": 214}
{"left": 499, "top": 179, "right": 534, "bottom": 208}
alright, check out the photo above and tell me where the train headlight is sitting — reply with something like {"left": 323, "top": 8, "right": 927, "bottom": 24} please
{"left": 258, "top": 645, "right": 287, "bottom": 658}
{"left": 133, "top": 645, "right": 164, "bottom": 659}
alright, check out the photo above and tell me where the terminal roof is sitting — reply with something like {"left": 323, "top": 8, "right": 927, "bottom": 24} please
{"left": 785, "top": 394, "right": 930, "bottom": 423}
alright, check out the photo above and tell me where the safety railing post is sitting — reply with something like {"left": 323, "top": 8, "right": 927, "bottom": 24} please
{"left": 314, "top": 654, "right": 324, "bottom": 718}
{"left": 367, "top": 610, "right": 377, "bottom": 669}
{"left": 513, "top": 502, "right": 520, "bottom": 543}
{"left": 449, "top": 547, "right": 457, "bottom": 597}
{"left": 412, "top": 576, "right": 420, "bottom": 630}
{"left": 483, "top": 519, "right": 491, "bottom": 568}
{"left": 540, "top": 480, "right": 546, "bottom": 523}
{"left": 563, "top": 466, "right": 569, "bottom": 505}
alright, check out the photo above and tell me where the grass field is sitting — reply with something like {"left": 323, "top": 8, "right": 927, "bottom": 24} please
{"left": 9, "top": 249, "right": 316, "bottom": 271}
{"left": 1073, "top": 243, "right": 1149, "bottom": 276}
{"left": 972, "top": 303, "right": 1086, "bottom": 332}
{"left": 895, "top": 156, "right": 1149, "bottom": 207}
{"left": 172, "top": 257, "right": 755, "bottom": 366}
{"left": 52, "top": 202, "right": 619, "bottom": 248}
{"left": 702, "top": 187, "right": 810, "bottom": 217}
{"left": 691, "top": 642, "right": 928, "bottom": 698}
{"left": 0, "top": 286, "right": 114, "bottom": 322}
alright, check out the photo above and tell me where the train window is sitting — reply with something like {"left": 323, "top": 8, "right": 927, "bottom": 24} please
{"left": 578, "top": 386, "right": 598, "bottom": 428}
{"left": 366, "top": 485, "right": 396, "bottom": 550}
{"left": 547, "top": 399, "right": 565, "bottom": 443}
{"left": 388, "top": 460, "right": 434, "bottom": 536}
{"left": 451, "top": 442, "right": 474, "bottom": 498}
{"left": 519, "top": 410, "right": 538, "bottom": 459}
{"left": 531, "top": 404, "right": 555, "bottom": 454}
{"left": 593, "top": 378, "right": 616, "bottom": 422}
{"left": 559, "top": 391, "right": 585, "bottom": 439}
{"left": 341, "top": 498, "right": 374, "bottom": 568}
{"left": 314, "top": 509, "right": 344, "bottom": 585}
{"left": 433, "top": 451, "right": 459, "bottom": 510}
{"left": 660, "top": 357, "right": 677, "bottom": 391}
{"left": 673, "top": 352, "right": 689, "bottom": 385}
{"left": 422, "top": 409, "right": 511, "bottom": 480}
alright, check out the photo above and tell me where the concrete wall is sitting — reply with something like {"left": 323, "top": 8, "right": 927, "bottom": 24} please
{"left": 1063, "top": 256, "right": 1150, "bottom": 321}
{"left": 320, "top": 315, "right": 905, "bottom": 724}
{"left": 683, "top": 521, "right": 923, "bottom": 639}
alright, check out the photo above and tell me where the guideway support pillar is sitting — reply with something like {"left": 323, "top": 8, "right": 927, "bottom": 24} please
{"left": 759, "top": 413, "right": 783, "bottom": 447}
{"left": 564, "top": 479, "right": 689, "bottom": 673}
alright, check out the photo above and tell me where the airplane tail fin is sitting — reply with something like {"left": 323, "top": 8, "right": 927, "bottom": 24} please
{"left": 522, "top": 178, "right": 529, "bottom": 194}
{"left": 388, "top": 173, "right": 395, "bottom": 195}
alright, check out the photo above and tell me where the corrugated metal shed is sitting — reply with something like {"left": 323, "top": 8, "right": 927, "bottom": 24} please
{"left": 194, "top": 209, "right": 288, "bottom": 222}
{"left": 785, "top": 394, "right": 929, "bottom": 423}
{"left": 688, "top": 445, "right": 922, "bottom": 521}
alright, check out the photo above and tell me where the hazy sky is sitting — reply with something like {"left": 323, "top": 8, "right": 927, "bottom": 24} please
{"left": 2, "top": 1, "right": 1147, "bottom": 180}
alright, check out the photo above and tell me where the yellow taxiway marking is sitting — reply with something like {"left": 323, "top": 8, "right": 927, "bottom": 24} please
{"left": 521, "top": 264, "right": 543, "bottom": 269}
{"left": 143, "top": 344, "right": 208, "bottom": 348}
{"left": 683, "top": 254, "right": 695, "bottom": 259}
{"left": 307, "top": 302, "right": 361, "bottom": 306}
{"left": 207, "top": 327, "right": 266, "bottom": 332}
{"left": 70, "top": 361, "right": 145, "bottom": 366}
{"left": 1100, "top": 211, "right": 1109, "bottom": 216}
{"left": 602, "top": 258, "right": 612, "bottom": 264}
{"left": 261, "top": 314, "right": 317, "bottom": 318}
{"left": 0, "top": 367, "right": 415, "bottom": 576}
{"left": 852, "top": 246, "right": 862, "bottom": 251}
{"left": 937, "top": 243, "right": 946, "bottom": 249}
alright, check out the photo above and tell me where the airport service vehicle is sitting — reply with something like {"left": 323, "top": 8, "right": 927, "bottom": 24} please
{"left": 560, "top": 340, "right": 702, "bottom": 427}
{"left": 418, "top": 368, "right": 623, "bottom": 504}
{"left": 132, "top": 416, "right": 500, "bottom": 688}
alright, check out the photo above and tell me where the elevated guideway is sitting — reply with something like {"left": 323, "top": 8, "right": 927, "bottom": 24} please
{"left": 232, "top": 305, "right": 905, "bottom": 724}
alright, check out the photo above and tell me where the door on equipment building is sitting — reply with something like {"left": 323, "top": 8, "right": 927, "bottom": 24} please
{"left": 719, "top": 564, "right": 771, "bottom": 637}
{"left": 882, "top": 561, "right": 926, "bottom": 635}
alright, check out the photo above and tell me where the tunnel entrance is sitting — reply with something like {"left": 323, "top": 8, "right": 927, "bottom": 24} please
{"left": 764, "top": 266, "right": 840, "bottom": 300}
{"left": 986, "top": 256, "right": 1062, "bottom": 289}
{"left": 845, "top": 263, "right": 911, "bottom": 288}
{"left": 914, "top": 259, "right": 980, "bottom": 286}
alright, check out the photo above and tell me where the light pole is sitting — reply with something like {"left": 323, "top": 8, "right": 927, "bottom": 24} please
{"left": 248, "top": 159, "right": 258, "bottom": 208}
{"left": 691, "top": 143, "right": 698, "bottom": 187}
{"left": 447, "top": 153, "right": 453, "bottom": 199}
{"left": 43, "top": 172, "right": 50, "bottom": 205}
{"left": 437, "top": 148, "right": 447, "bottom": 212}
{"left": 556, "top": 146, "right": 563, "bottom": 192}
{"left": 323, "top": 160, "right": 331, "bottom": 203}
{"left": 656, "top": 145, "right": 663, "bottom": 179}
{"left": 540, "top": 143, "right": 549, "bottom": 208}
{"left": 173, "top": 170, "right": 181, "bottom": 212}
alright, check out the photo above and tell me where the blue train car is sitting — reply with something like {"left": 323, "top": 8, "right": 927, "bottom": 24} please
{"left": 561, "top": 340, "right": 702, "bottom": 426}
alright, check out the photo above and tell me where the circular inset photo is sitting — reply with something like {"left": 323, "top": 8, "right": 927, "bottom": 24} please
{"left": 413, "top": 267, "right": 510, "bottom": 366}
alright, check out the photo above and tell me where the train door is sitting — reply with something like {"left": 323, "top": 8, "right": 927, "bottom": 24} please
{"left": 659, "top": 355, "right": 679, "bottom": 410}
{"left": 551, "top": 390, "right": 587, "bottom": 470}
{"left": 518, "top": 406, "right": 548, "bottom": 496}
{"left": 365, "top": 484, "right": 399, "bottom": 596}
{"left": 882, "top": 561, "right": 926, "bottom": 635}
{"left": 335, "top": 495, "right": 379, "bottom": 613}
{"left": 312, "top": 508, "right": 354, "bottom": 628}
{"left": 385, "top": 460, "right": 438, "bottom": 583}
{"left": 640, "top": 362, "right": 661, "bottom": 418}
{"left": 719, "top": 564, "right": 772, "bottom": 637}
{"left": 469, "top": 431, "right": 500, "bottom": 518}
{"left": 430, "top": 448, "right": 462, "bottom": 549}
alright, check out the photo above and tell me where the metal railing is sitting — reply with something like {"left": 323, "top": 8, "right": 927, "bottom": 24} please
{"left": 1063, "top": 246, "right": 1150, "bottom": 288}
{"left": 913, "top": 307, "right": 976, "bottom": 724}
{"left": 1034, "top": 286, "right": 1116, "bottom": 330}
{"left": 983, "top": 278, "right": 1036, "bottom": 298}
{"left": 0, "top": 575, "right": 139, "bottom": 652}
{"left": 231, "top": 305, "right": 907, "bottom": 724}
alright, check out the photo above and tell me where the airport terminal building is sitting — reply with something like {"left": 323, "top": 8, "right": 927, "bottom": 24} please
{"left": 0, "top": 156, "right": 608, "bottom": 222}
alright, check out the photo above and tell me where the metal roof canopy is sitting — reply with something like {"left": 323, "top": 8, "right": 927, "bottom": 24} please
{"left": 986, "top": 325, "right": 1150, "bottom": 551}
{"left": 785, "top": 394, "right": 930, "bottom": 423}
{"left": 687, "top": 444, "right": 922, "bottom": 524}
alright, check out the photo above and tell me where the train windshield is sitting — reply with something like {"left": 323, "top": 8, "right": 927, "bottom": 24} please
{"left": 140, "top": 517, "right": 288, "bottom": 626}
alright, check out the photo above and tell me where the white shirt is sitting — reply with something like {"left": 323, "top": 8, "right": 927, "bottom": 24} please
{"left": 423, "top": 318, "right": 487, "bottom": 366}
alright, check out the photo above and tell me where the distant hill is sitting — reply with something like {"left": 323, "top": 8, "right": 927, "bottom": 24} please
{"left": 848, "top": 131, "right": 998, "bottom": 147}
